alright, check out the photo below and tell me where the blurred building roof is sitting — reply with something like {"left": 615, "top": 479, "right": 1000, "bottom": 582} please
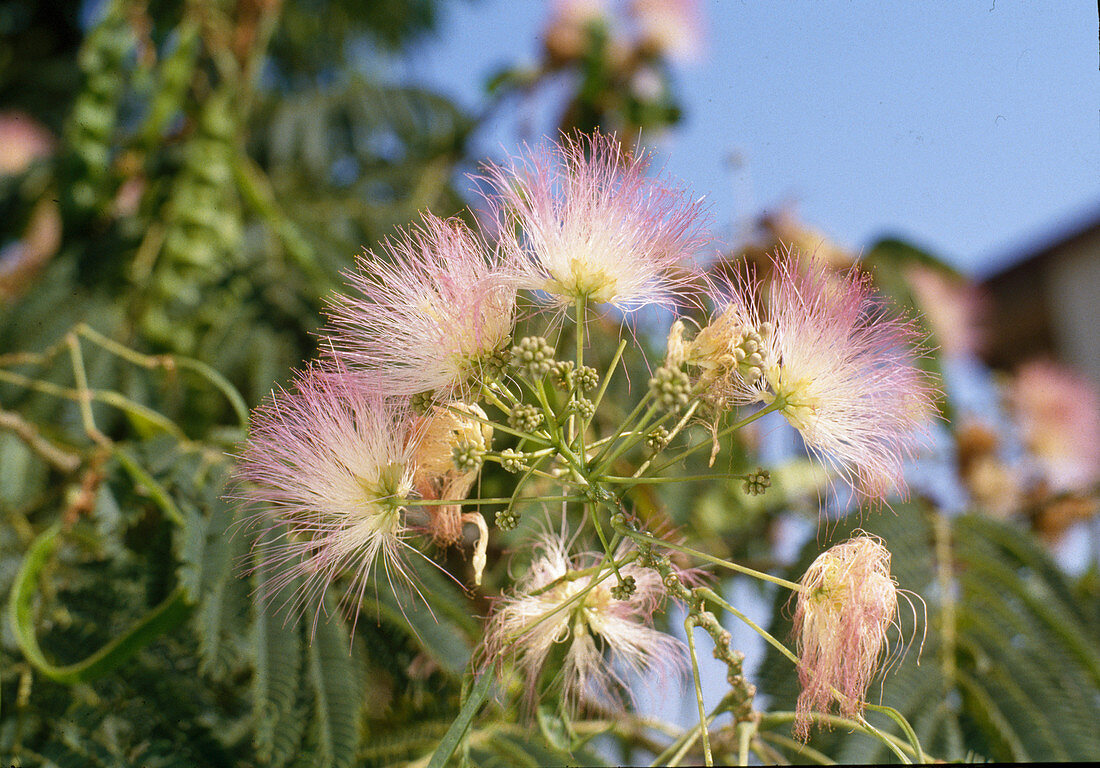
{"left": 979, "top": 203, "right": 1100, "bottom": 388}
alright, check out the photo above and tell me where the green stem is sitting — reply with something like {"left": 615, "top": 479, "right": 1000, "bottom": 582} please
{"left": 651, "top": 401, "right": 782, "bottom": 474}
{"left": 8, "top": 525, "right": 192, "bottom": 684}
{"left": 616, "top": 526, "right": 801, "bottom": 592}
{"left": 442, "top": 403, "right": 551, "bottom": 447}
{"left": 858, "top": 715, "right": 911, "bottom": 764}
{"left": 758, "top": 712, "right": 919, "bottom": 759}
{"left": 601, "top": 473, "right": 751, "bottom": 486}
{"left": 684, "top": 616, "right": 713, "bottom": 767}
{"left": 737, "top": 720, "right": 755, "bottom": 766}
{"left": 410, "top": 495, "right": 587, "bottom": 507}
{"left": 586, "top": 338, "right": 627, "bottom": 420}
{"left": 590, "top": 392, "right": 655, "bottom": 468}
{"left": 629, "top": 399, "right": 700, "bottom": 479}
{"left": 696, "top": 587, "right": 799, "bottom": 665}
{"left": 528, "top": 552, "right": 638, "bottom": 597}
{"left": 865, "top": 703, "right": 926, "bottom": 764}
{"left": 757, "top": 731, "right": 835, "bottom": 765}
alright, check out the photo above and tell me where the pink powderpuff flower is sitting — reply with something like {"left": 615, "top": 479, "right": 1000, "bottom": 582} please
{"left": 482, "top": 131, "right": 708, "bottom": 314}
{"left": 793, "top": 535, "right": 902, "bottom": 740}
{"left": 235, "top": 364, "right": 422, "bottom": 631}
{"left": 483, "top": 532, "right": 686, "bottom": 713}
{"left": 325, "top": 214, "right": 517, "bottom": 398}
{"left": 688, "top": 251, "right": 936, "bottom": 503}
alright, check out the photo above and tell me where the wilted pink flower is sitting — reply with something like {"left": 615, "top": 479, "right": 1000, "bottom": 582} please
{"left": 236, "top": 365, "right": 421, "bottom": 629}
{"left": 325, "top": 214, "right": 516, "bottom": 397}
{"left": 483, "top": 131, "right": 708, "bottom": 313}
{"left": 1010, "top": 359, "right": 1100, "bottom": 494}
{"left": 483, "top": 533, "right": 685, "bottom": 712}
{"left": 793, "top": 535, "right": 900, "bottom": 740}
{"left": 688, "top": 252, "right": 936, "bottom": 502}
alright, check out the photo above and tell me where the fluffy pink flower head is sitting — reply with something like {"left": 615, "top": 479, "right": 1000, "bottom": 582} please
{"left": 683, "top": 252, "right": 936, "bottom": 503}
{"left": 483, "top": 532, "right": 685, "bottom": 713}
{"left": 236, "top": 364, "right": 421, "bottom": 629}
{"left": 793, "top": 535, "right": 900, "bottom": 740}
{"left": 483, "top": 131, "right": 708, "bottom": 313}
{"left": 325, "top": 214, "right": 516, "bottom": 398}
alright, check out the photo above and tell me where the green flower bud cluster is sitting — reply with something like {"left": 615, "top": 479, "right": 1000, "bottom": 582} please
{"left": 742, "top": 467, "right": 771, "bottom": 496}
{"left": 610, "top": 574, "right": 637, "bottom": 600}
{"left": 498, "top": 448, "right": 526, "bottom": 473}
{"left": 510, "top": 336, "right": 556, "bottom": 379}
{"left": 495, "top": 507, "right": 520, "bottom": 531}
{"left": 410, "top": 390, "right": 436, "bottom": 414}
{"left": 451, "top": 442, "right": 484, "bottom": 473}
{"left": 507, "top": 404, "right": 543, "bottom": 432}
{"left": 479, "top": 346, "right": 511, "bottom": 383}
{"left": 549, "top": 360, "right": 575, "bottom": 390}
{"left": 648, "top": 365, "right": 692, "bottom": 409}
{"left": 574, "top": 365, "right": 599, "bottom": 393}
{"left": 568, "top": 398, "right": 595, "bottom": 419}
{"left": 733, "top": 322, "right": 773, "bottom": 386}
{"left": 645, "top": 426, "right": 671, "bottom": 453}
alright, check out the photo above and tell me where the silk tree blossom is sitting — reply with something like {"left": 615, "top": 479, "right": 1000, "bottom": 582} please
{"left": 679, "top": 252, "right": 936, "bottom": 502}
{"left": 484, "top": 533, "right": 686, "bottom": 712}
{"left": 325, "top": 214, "right": 516, "bottom": 398}
{"left": 236, "top": 364, "right": 421, "bottom": 629}
{"left": 793, "top": 536, "right": 902, "bottom": 740}
{"left": 483, "top": 131, "right": 708, "bottom": 313}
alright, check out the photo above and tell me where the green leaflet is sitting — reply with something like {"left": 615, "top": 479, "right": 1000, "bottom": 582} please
{"left": 306, "top": 604, "right": 363, "bottom": 768}
{"left": 252, "top": 525, "right": 307, "bottom": 765}
{"left": 7, "top": 525, "right": 192, "bottom": 685}
{"left": 428, "top": 669, "right": 495, "bottom": 768}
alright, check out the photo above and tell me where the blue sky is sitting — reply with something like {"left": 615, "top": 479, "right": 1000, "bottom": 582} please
{"left": 405, "top": 0, "right": 1099, "bottom": 276}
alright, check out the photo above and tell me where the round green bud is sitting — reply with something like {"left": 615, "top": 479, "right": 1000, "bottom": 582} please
{"left": 507, "top": 404, "right": 543, "bottom": 433}
{"left": 610, "top": 575, "right": 637, "bottom": 600}
{"left": 742, "top": 467, "right": 771, "bottom": 496}
{"left": 648, "top": 365, "right": 692, "bottom": 409}
{"left": 451, "top": 443, "right": 484, "bottom": 473}
{"left": 510, "top": 336, "right": 556, "bottom": 379}
{"left": 499, "top": 448, "right": 526, "bottom": 473}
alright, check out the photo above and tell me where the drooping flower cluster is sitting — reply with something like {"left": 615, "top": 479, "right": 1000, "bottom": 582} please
{"left": 792, "top": 535, "right": 900, "bottom": 740}
{"left": 484, "top": 532, "right": 686, "bottom": 712}
{"left": 672, "top": 253, "right": 936, "bottom": 502}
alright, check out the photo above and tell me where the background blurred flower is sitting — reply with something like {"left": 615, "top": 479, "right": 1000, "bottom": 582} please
{"left": 0, "top": 111, "right": 55, "bottom": 176}
{"left": 1010, "top": 359, "right": 1100, "bottom": 494}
